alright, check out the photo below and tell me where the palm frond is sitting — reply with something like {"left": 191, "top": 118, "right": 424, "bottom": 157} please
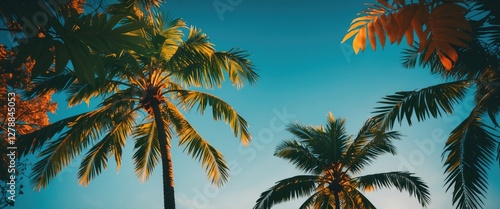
{"left": 373, "top": 80, "right": 470, "bottom": 130}
{"left": 354, "top": 171, "right": 431, "bottom": 207}
{"left": 24, "top": 69, "right": 76, "bottom": 98}
{"left": 344, "top": 129, "right": 401, "bottom": 174}
{"left": 443, "top": 113, "right": 498, "bottom": 209}
{"left": 133, "top": 120, "right": 161, "bottom": 182}
{"left": 314, "top": 192, "right": 333, "bottom": 209}
{"left": 298, "top": 191, "right": 321, "bottom": 209}
{"left": 324, "top": 115, "right": 350, "bottom": 164}
{"left": 167, "top": 33, "right": 221, "bottom": 88}
{"left": 175, "top": 90, "right": 251, "bottom": 145}
{"left": 253, "top": 175, "right": 320, "bottom": 209}
{"left": 286, "top": 123, "right": 323, "bottom": 142}
{"left": 401, "top": 38, "right": 495, "bottom": 81}
{"left": 274, "top": 140, "right": 327, "bottom": 175}
{"left": 77, "top": 108, "right": 136, "bottom": 186}
{"left": 287, "top": 117, "right": 350, "bottom": 166}
{"left": 77, "top": 139, "right": 111, "bottom": 186}
{"left": 30, "top": 100, "right": 132, "bottom": 189}
{"left": 166, "top": 28, "right": 257, "bottom": 89}
{"left": 497, "top": 140, "right": 500, "bottom": 166}
{"left": 475, "top": 76, "right": 500, "bottom": 127}
{"left": 159, "top": 18, "right": 186, "bottom": 61}
{"left": 343, "top": 118, "right": 378, "bottom": 167}
{"left": 31, "top": 125, "right": 99, "bottom": 190}
{"left": 212, "top": 49, "right": 259, "bottom": 88}
{"left": 66, "top": 78, "right": 122, "bottom": 107}
{"left": 473, "top": 0, "right": 500, "bottom": 47}
{"left": 17, "top": 114, "right": 83, "bottom": 156}
{"left": 164, "top": 102, "right": 229, "bottom": 185}
{"left": 340, "top": 186, "right": 376, "bottom": 209}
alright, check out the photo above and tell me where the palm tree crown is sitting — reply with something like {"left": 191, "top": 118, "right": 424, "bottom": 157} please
{"left": 19, "top": 13, "right": 258, "bottom": 209}
{"left": 254, "top": 113, "right": 431, "bottom": 209}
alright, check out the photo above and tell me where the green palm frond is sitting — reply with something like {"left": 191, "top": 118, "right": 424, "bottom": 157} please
{"left": 343, "top": 118, "right": 378, "bottom": 169}
{"left": 66, "top": 79, "right": 122, "bottom": 107}
{"left": 286, "top": 123, "right": 323, "bottom": 142}
{"left": 443, "top": 113, "right": 498, "bottom": 209}
{"left": 212, "top": 49, "right": 259, "bottom": 88}
{"left": 138, "top": 0, "right": 164, "bottom": 12}
{"left": 286, "top": 117, "right": 350, "bottom": 166}
{"left": 77, "top": 139, "right": 111, "bottom": 186}
{"left": 324, "top": 114, "right": 350, "bottom": 164}
{"left": 159, "top": 18, "right": 186, "bottom": 61}
{"left": 166, "top": 30, "right": 220, "bottom": 88}
{"left": 175, "top": 90, "right": 251, "bottom": 145}
{"left": 30, "top": 97, "right": 135, "bottom": 189}
{"left": 133, "top": 120, "right": 161, "bottom": 182}
{"left": 184, "top": 27, "right": 215, "bottom": 56}
{"left": 253, "top": 175, "right": 320, "bottom": 209}
{"left": 24, "top": 69, "right": 77, "bottom": 98}
{"left": 31, "top": 123, "right": 100, "bottom": 190}
{"left": 497, "top": 141, "right": 500, "bottom": 166}
{"left": 401, "top": 38, "right": 495, "bottom": 81}
{"left": 18, "top": 114, "right": 83, "bottom": 156}
{"left": 275, "top": 140, "right": 327, "bottom": 175}
{"left": 373, "top": 80, "right": 470, "bottom": 130}
{"left": 344, "top": 129, "right": 401, "bottom": 174}
{"left": 30, "top": 137, "right": 77, "bottom": 190}
{"left": 314, "top": 193, "right": 333, "bottom": 209}
{"left": 473, "top": 0, "right": 500, "bottom": 48}
{"left": 164, "top": 101, "right": 230, "bottom": 185}
{"left": 340, "top": 186, "right": 376, "bottom": 209}
{"left": 107, "top": 0, "right": 145, "bottom": 21}
{"left": 99, "top": 88, "right": 140, "bottom": 109}
{"left": 298, "top": 191, "right": 321, "bottom": 209}
{"left": 77, "top": 108, "right": 137, "bottom": 186}
{"left": 166, "top": 29, "right": 257, "bottom": 89}
{"left": 475, "top": 75, "right": 500, "bottom": 127}
{"left": 354, "top": 171, "right": 431, "bottom": 207}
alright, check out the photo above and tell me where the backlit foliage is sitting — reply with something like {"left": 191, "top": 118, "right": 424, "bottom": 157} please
{"left": 342, "top": 0, "right": 472, "bottom": 70}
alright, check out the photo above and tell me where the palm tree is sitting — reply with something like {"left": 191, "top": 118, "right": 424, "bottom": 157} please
{"left": 253, "top": 113, "right": 431, "bottom": 209}
{"left": 18, "top": 13, "right": 258, "bottom": 209}
{"left": 343, "top": 1, "right": 500, "bottom": 209}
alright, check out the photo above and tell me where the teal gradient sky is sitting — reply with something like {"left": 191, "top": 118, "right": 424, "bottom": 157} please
{"left": 3, "top": 0, "right": 500, "bottom": 209}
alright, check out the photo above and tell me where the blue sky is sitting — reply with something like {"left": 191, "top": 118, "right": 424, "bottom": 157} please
{"left": 3, "top": 0, "right": 500, "bottom": 209}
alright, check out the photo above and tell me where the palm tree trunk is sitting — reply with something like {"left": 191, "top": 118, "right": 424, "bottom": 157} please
{"left": 152, "top": 102, "right": 176, "bottom": 209}
{"left": 334, "top": 191, "right": 340, "bottom": 209}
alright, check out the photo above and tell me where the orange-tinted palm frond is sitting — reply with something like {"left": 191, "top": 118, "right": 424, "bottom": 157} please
{"left": 342, "top": 0, "right": 472, "bottom": 70}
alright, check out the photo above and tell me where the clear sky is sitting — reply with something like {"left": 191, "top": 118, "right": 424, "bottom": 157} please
{"left": 4, "top": 0, "right": 500, "bottom": 209}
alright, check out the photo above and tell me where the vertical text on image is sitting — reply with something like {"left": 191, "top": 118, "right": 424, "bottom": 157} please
{"left": 5, "top": 92, "right": 17, "bottom": 202}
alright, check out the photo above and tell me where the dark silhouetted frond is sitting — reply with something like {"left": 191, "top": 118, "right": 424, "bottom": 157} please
{"left": 355, "top": 171, "right": 431, "bottom": 207}
{"left": 443, "top": 113, "right": 498, "bottom": 209}
{"left": 373, "top": 80, "right": 470, "bottom": 130}
{"left": 254, "top": 175, "right": 320, "bottom": 209}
